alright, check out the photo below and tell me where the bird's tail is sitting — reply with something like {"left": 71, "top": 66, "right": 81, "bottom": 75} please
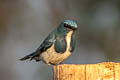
{"left": 19, "top": 52, "right": 35, "bottom": 61}
{"left": 19, "top": 51, "right": 40, "bottom": 61}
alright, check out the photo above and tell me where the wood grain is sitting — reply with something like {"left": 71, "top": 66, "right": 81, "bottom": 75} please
{"left": 53, "top": 62, "right": 120, "bottom": 80}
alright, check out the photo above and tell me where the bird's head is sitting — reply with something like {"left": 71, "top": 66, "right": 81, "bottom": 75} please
{"left": 57, "top": 20, "right": 78, "bottom": 33}
{"left": 63, "top": 20, "right": 77, "bottom": 30}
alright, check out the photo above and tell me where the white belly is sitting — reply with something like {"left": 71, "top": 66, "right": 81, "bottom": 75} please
{"left": 40, "top": 31, "right": 73, "bottom": 65}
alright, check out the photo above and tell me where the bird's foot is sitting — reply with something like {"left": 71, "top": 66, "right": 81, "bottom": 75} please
{"left": 59, "top": 62, "right": 64, "bottom": 65}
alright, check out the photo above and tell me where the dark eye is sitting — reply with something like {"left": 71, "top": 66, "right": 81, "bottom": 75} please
{"left": 64, "top": 23, "right": 70, "bottom": 28}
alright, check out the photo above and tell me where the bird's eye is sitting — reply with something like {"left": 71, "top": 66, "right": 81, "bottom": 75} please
{"left": 64, "top": 23, "right": 70, "bottom": 28}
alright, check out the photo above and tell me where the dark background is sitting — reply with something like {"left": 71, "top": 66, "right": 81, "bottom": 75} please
{"left": 0, "top": 0, "right": 120, "bottom": 80}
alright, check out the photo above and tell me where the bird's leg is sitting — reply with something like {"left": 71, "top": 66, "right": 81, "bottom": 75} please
{"left": 59, "top": 62, "right": 64, "bottom": 64}
{"left": 49, "top": 62, "right": 56, "bottom": 65}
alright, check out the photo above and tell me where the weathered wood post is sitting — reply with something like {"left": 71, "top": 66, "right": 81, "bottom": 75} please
{"left": 53, "top": 62, "right": 120, "bottom": 80}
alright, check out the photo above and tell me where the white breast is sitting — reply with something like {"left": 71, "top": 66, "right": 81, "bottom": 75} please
{"left": 40, "top": 31, "right": 73, "bottom": 65}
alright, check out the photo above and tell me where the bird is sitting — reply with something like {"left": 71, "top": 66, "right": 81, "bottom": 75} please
{"left": 20, "top": 20, "right": 78, "bottom": 65}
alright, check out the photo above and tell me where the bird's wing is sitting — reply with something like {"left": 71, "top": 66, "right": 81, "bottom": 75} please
{"left": 54, "top": 35, "right": 67, "bottom": 53}
{"left": 70, "top": 33, "right": 76, "bottom": 52}
{"left": 37, "top": 32, "right": 55, "bottom": 52}
{"left": 20, "top": 32, "right": 56, "bottom": 61}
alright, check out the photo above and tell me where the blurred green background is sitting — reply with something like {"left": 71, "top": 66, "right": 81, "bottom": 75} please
{"left": 0, "top": 0, "right": 120, "bottom": 80}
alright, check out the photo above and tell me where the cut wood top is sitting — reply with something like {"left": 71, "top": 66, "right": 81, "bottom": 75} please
{"left": 53, "top": 62, "right": 120, "bottom": 80}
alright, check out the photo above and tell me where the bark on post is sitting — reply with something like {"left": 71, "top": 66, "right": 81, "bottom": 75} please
{"left": 53, "top": 62, "right": 120, "bottom": 80}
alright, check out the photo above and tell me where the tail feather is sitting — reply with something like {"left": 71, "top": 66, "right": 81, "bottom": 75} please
{"left": 19, "top": 55, "right": 31, "bottom": 61}
{"left": 19, "top": 52, "right": 36, "bottom": 61}
{"left": 19, "top": 51, "right": 41, "bottom": 61}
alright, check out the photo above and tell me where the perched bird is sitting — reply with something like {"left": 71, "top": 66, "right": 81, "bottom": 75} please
{"left": 20, "top": 20, "right": 78, "bottom": 65}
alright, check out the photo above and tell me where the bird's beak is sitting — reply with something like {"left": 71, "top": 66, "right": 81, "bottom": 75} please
{"left": 71, "top": 27, "right": 77, "bottom": 31}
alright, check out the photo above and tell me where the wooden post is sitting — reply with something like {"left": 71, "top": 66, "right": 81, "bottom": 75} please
{"left": 53, "top": 62, "right": 120, "bottom": 80}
